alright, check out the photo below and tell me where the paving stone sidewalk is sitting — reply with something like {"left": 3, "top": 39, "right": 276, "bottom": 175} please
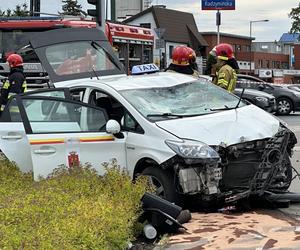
{"left": 164, "top": 209, "right": 300, "bottom": 250}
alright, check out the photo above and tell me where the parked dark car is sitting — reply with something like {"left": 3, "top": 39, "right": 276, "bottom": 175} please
{"left": 233, "top": 88, "right": 276, "bottom": 113}
{"left": 199, "top": 75, "right": 276, "bottom": 113}
{"left": 287, "top": 84, "right": 300, "bottom": 92}
{"left": 237, "top": 74, "right": 300, "bottom": 115}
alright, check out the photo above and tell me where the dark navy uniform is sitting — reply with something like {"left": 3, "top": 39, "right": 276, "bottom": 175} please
{"left": 0, "top": 67, "right": 27, "bottom": 112}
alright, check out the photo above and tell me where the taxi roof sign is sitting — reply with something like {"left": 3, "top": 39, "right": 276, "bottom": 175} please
{"left": 131, "top": 63, "right": 159, "bottom": 75}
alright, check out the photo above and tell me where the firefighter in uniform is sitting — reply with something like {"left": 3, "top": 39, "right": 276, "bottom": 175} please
{"left": 0, "top": 54, "right": 27, "bottom": 114}
{"left": 165, "top": 45, "right": 199, "bottom": 77}
{"left": 211, "top": 43, "right": 238, "bottom": 93}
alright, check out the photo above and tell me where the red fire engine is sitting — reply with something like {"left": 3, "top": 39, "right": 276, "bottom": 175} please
{"left": 0, "top": 17, "right": 154, "bottom": 84}
{"left": 107, "top": 22, "right": 154, "bottom": 73}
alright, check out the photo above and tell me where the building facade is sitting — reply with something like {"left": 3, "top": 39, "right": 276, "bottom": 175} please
{"left": 201, "top": 32, "right": 298, "bottom": 83}
{"left": 124, "top": 6, "right": 207, "bottom": 71}
{"left": 201, "top": 32, "right": 253, "bottom": 73}
{"left": 111, "top": 0, "right": 153, "bottom": 21}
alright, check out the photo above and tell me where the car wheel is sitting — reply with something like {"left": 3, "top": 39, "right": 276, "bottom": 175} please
{"left": 142, "top": 166, "right": 181, "bottom": 205}
{"left": 276, "top": 98, "right": 292, "bottom": 115}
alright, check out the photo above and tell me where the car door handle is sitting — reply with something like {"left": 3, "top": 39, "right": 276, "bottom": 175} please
{"left": 1, "top": 135, "right": 22, "bottom": 140}
{"left": 34, "top": 149, "right": 56, "bottom": 155}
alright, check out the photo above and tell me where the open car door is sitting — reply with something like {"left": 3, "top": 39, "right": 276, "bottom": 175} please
{"left": 0, "top": 94, "right": 126, "bottom": 180}
{"left": 0, "top": 88, "right": 72, "bottom": 173}
{"left": 19, "top": 28, "right": 125, "bottom": 84}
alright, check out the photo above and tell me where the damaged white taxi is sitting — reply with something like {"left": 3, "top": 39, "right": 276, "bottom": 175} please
{"left": 0, "top": 28, "right": 296, "bottom": 205}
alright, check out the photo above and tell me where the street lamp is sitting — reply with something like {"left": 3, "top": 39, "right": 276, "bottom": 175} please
{"left": 249, "top": 19, "right": 269, "bottom": 74}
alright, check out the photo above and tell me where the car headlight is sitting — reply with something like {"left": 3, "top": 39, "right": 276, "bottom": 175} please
{"left": 255, "top": 96, "right": 268, "bottom": 102}
{"left": 165, "top": 139, "right": 220, "bottom": 159}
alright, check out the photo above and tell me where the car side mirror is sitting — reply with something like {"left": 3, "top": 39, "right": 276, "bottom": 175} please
{"left": 106, "top": 119, "right": 124, "bottom": 138}
{"left": 258, "top": 84, "right": 265, "bottom": 90}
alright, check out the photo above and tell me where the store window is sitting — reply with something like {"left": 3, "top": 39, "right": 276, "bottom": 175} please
{"left": 140, "top": 23, "right": 151, "bottom": 29}
{"left": 235, "top": 44, "right": 241, "bottom": 52}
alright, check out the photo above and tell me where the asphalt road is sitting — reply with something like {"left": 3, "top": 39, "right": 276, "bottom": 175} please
{"left": 165, "top": 112, "right": 300, "bottom": 250}
{"left": 280, "top": 112, "right": 300, "bottom": 193}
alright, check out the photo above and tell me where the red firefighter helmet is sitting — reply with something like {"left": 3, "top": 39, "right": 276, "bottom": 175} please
{"left": 172, "top": 45, "right": 190, "bottom": 66}
{"left": 186, "top": 47, "right": 196, "bottom": 63}
{"left": 215, "top": 43, "right": 234, "bottom": 61}
{"left": 6, "top": 54, "right": 23, "bottom": 68}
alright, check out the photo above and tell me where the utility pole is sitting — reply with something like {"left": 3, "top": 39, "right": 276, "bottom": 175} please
{"left": 249, "top": 19, "right": 269, "bottom": 75}
{"left": 30, "top": 0, "right": 41, "bottom": 16}
{"left": 216, "top": 10, "right": 221, "bottom": 44}
{"left": 87, "top": 0, "right": 106, "bottom": 31}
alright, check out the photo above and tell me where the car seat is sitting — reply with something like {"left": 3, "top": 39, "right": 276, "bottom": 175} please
{"left": 96, "top": 97, "right": 113, "bottom": 117}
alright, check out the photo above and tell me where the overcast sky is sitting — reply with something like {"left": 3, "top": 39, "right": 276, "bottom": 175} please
{"left": 2, "top": 0, "right": 299, "bottom": 42}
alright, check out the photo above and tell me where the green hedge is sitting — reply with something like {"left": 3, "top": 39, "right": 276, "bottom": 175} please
{"left": 0, "top": 159, "right": 147, "bottom": 249}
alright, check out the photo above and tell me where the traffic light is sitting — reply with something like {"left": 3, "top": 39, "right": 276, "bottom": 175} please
{"left": 87, "top": 0, "right": 102, "bottom": 26}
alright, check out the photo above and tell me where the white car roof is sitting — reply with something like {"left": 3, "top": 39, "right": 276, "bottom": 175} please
{"left": 54, "top": 72, "right": 197, "bottom": 91}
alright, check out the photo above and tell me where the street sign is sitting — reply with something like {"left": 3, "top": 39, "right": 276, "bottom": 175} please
{"left": 154, "top": 28, "right": 166, "bottom": 39}
{"left": 155, "top": 39, "right": 165, "bottom": 49}
{"left": 201, "top": 0, "right": 235, "bottom": 10}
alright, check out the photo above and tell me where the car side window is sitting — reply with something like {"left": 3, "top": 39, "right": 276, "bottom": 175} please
{"left": 123, "top": 111, "right": 144, "bottom": 134}
{"left": 21, "top": 98, "right": 107, "bottom": 133}
{"left": 88, "top": 90, "right": 144, "bottom": 134}
{"left": 70, "top": 88, "right": 86, "bottom": 102}
{"left": 8, "top": 98, "right": 22, "bottom": 122}
{"left": 89, "top": 90, "right": 124, "bottom": 124}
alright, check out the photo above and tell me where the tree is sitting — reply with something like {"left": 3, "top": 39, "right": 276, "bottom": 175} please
{"left": 0, "top": 3, "right": 29, "bottom": 17}
{"left": 61, "top": 0, "right": 87, "bottom": 16}
{"left": 289, "top": 2, "right": 300, "bottom": 33}
{"left": 12, "top": 3, "right": 30, "bottom": 17}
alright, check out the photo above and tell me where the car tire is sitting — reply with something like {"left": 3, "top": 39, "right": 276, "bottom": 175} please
{"left": 142, "top": 166, "right": 182, "bottom": 205}
{"left": 276, "top": 98, "right": 292, "bottom": 115}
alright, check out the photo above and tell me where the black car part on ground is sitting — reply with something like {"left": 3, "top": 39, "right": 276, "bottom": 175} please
{"left": 139, "top": 192, "right": 190, "bottom": 238}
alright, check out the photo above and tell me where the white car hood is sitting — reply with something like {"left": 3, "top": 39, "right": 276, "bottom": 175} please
{"left": 156, "top": 105, "right": 280, "bottom": 146}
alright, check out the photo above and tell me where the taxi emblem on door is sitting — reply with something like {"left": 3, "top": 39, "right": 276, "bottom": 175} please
{"left": 68, "top": 151, "right": 80, "bottom": 168}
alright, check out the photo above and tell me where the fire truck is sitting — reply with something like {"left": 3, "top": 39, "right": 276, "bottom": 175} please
{"left": 0, "top": 16, "right": 154, "bottom": 85}
{"left": 107, "top": 22, "right": 154, "bottom": 73}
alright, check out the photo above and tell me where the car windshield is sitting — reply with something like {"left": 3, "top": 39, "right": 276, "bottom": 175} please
{"left": 120, "top": 79, "right": 246, "bottom": 121}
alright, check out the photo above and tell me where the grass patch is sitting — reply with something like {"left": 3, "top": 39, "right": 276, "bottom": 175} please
{"left": 0, "top": 159, "right": 147, "bottom": 249}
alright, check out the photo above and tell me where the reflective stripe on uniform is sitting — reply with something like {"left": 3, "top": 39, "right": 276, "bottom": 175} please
{"left": 22, "top": 81, "right": 27, "bottom": 92}
{"left": 215, "top": 64, "right": 237, "bottom": 93}
{"left": 9, "top": 106, "right": 19, "bottom": 113}
{"left": 218, "top": 56, "right": 228, "bottom": 61}
{"left": 8, "top": 92, "right": 19, "bottom": 99}
{"left": 217, "top": 79, "right": 229, "bottom": 87}
{"left": 3, "top": 81, "right": 10, "bottom": 89}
